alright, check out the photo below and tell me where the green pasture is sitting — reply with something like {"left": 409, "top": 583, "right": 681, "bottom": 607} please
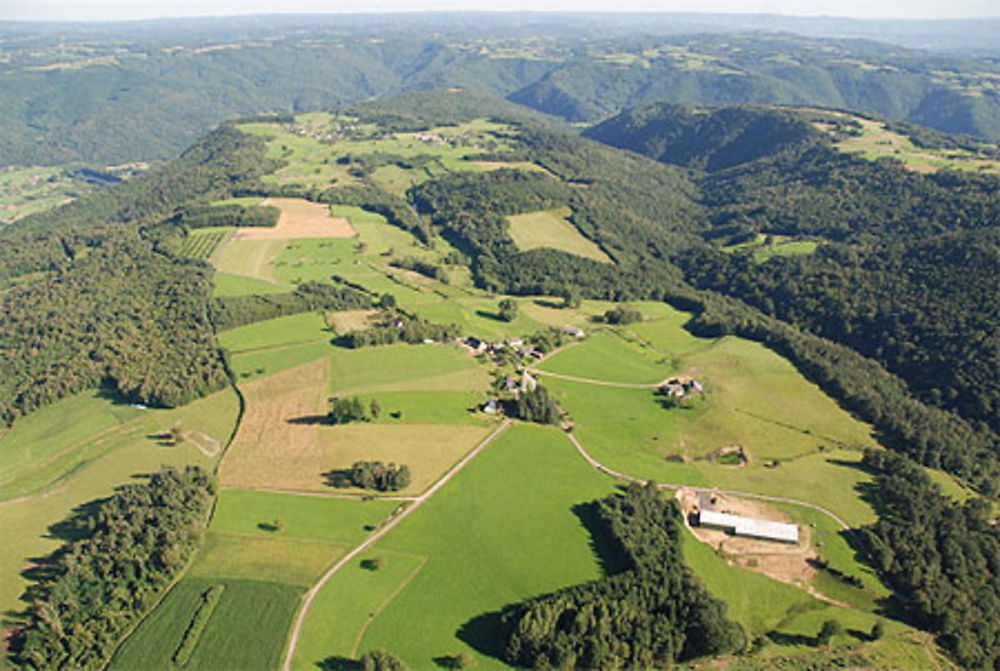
{"left": 680, "top": 525, "right": 818, "bottom": 638}
{"left": 406, "top": 296, "right": 558, "bottom": 340}
{"left": 110, "top": 578, "right": 301, "bottom": 671}
{"left": 215, "top": 238, "right": 285, "bottom": 283}
{"left": 624, "top": 308, "right": 713, "bottom": 356}
{"left": 212, "top": 488, "right": 399, "bottom": 544}
{"left": 538, "top": 329, "right": 672, "bottom": 384}
{"left": 0, "top": 389, "right": 239, "bottom": 619}
{"left": 356, "top": 390, "right": 491, "bottom": 425}
{"left": 188, "top": 532, "right": 346, "bottom": 586}
{"left": 329, "top": 343, "right": 489, "bottom": 394}
{"left": 213, "top": 271, "right": 288, "bottom": 297}
{"left": 230, "top": 341, "right": 333, "bottom": 382}
{"left": 507, "top": 207, "right": 612, "bottom": 263}
{"left": 293, "top": 424, "right": 618, "bottom": 669}
{"left": 210, "top": 196, "right": 264, "bottom": 208}
{"left": 219, "top": 311, "right": 331, "bottom": 352}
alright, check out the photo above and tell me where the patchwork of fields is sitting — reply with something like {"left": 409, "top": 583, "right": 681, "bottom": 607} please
{"left": 1, "top": 110, "right": 967, "bottom": 670}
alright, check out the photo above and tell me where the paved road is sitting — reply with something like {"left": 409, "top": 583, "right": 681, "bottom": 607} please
{"left": 281, "top": 419, "right": 513, "bottom": 671}
{"left": 563, "top": 429, "right": 850, "bottom": 530}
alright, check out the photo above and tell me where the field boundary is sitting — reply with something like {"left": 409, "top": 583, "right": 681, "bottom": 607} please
{"left": 348, "top": 553, "right": 429, "bottom": 657}
{"left": 282, "top": 419, "right": 512, "bottom": 671}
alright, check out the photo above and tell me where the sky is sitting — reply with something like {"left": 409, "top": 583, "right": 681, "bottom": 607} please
{"left": 1, "top": 0, "right": 997, "bottom": 22}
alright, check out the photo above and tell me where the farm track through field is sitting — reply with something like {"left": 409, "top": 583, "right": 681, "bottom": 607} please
{"left": 282, "top": 419, "right": 513, "bottom": 670}
{"left": 562, "top": 429, "right": 850, "bottom": 530}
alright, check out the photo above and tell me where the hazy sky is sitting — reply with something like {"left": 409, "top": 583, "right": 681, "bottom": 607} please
{"left": 2, "top": 0, "right": 998, "bottom": 22}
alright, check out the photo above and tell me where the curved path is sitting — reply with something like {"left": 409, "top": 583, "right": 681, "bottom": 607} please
{"left": 563, "top": 429, "right": 850, "bottom": 530}
{"left": 526, "top": 367, "right": 663, "bottom": 389}
{"left": 282, "top": 419, "right": 512, "bottom": 671}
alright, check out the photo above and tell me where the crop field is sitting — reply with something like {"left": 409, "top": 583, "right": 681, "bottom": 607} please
{"left": 0, "top": 388, "right": 239, "bottom": 618}
{"left": 220, "top": 355, "right": 493, "bottom": 495}
{"left": 293, "top": 424, "right": 618, "bottom": 669}
{"left": 219, "top": 311, "right": 331, "bottom": 352}
{"left": 180, "top": 226, "right": 232, "bottom": 261}
{"left": 506, "top": 207, "right": 613, "bottom": 263}
{"left": 233, "top": 198, "right": 356, "bottom": 241}
{"left": 538, "top": 329, "right": 672, "bottom": 384}
{"left": 110, "top": 578, "right": 302, "bottom": 671}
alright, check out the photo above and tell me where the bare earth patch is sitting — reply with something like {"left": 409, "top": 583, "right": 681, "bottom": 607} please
{"left": 232, "top": 197, "right": 357, "bottom": 240}
{"left": 678, "top": 490, "right": 827, "bottom": 596}
{"left": 328, "top": 310, "right": 378, "bottom": 334}
{"left": 219, "top": 360, "right": 490, "bottom": 496}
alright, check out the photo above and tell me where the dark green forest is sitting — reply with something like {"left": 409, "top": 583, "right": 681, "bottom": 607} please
{"left": 496, "top": 483, "right": 745, "bottom": 667}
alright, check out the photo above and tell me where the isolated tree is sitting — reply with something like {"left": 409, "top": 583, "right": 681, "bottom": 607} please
{"left": 370, "top": 398, "right": 381, "bottom": 420}
{"left": 816, "top": 619, "right": 842, "bottom": 648}
{"left": 360, "top": 649, "right": 406, "bottom": 671}
{"left": 498, "top": 298, "right": 518, "bottom": 322}
{"left": 870, "top": 621, "right": 885, "bottom": 641}
{"left": 379, "top": 293, "right": 397, "bottom": 310}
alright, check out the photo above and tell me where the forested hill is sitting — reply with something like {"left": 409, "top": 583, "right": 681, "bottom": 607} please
{"left": 3, "top": 18, "right": 1000, "bottom": 166}
{"left": 585, "top": 102, "right": 1000, "bottom": 479}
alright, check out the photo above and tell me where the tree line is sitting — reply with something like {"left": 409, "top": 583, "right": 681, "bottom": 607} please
{"left": 498, "top": 483, "right": 745, "bottom": 668}
{"left": 13, "top": 466, "right": 216, "bottom": 670}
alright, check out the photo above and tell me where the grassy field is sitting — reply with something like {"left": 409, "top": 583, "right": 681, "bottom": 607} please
{"left": 722, "top": 234, "right": 820, "bottom": 262}
{"left": 230, "top": 341, "right": 333, "bottom": 381}
{"left": 219, "top": 311, "right": 331, "bottom": 352}
{"left": 816, "top": 112, "right": 1000, "bottom": 174}
{"left": 110, "top": 578, "right": 302, "bottom": 671}
{"left": 329, "top": 343, "right": 489, "bottom": 394}
{"left": 293, "top": 424, "right": 618, "bottom": 669}
{"left": 213, "top": 271, "right": 289, "bottom": 297}
{"left": 215, "top": 238, "right": 286, "bottom": 283}
{"left": 0, "top": 388, "right": 239, "bottom": 619}
{"left": 507, "top": 207, "right": 612, "bottom": 263}
{"left": 538, "top": 329, "right": 672, "bottom": 384}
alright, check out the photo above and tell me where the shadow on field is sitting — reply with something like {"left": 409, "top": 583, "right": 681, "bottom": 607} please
{"left": 456, "top": 608, "right": 508, "bottom": 660}
{"left": 571, "top": 501, "right": 630, "bottom": 577}
{"left": 317, "top": 656, "right": 361, "bottom": 671}
{"left": 766, "top": 630, "right": 817, "bottom": 647}
{"left": 287, "top": 414, "right": 331, "bottom": 426}
{"left": 474, "top": 310, "right": 505, "bottom": 322}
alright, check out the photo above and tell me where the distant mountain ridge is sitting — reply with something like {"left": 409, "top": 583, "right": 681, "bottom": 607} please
{"left": 1, "top": 19, "right": 999, "bottom": 166}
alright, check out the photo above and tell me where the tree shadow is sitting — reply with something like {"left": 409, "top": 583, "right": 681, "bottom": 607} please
{"left": 766, "top": 631, "right": 817, "bottom": 647}
{"left": 571, "top": 501, "right": 630, "bottom": 577}
{"left": 321, "top": 469, "right": 353, "bottom": 488}
{"left": 533, "top": 299, "right": 562, "bottom": 310}
{"left": 317, "top": 656, "right": 361, "bottom": 671}
{"left": 146, "top": 431, "right": 176, "bottom": 446}
{"left": 456, "top": 608, "right": 509, "bottom": 660}
{"left": 258, "top": 522, "right": 280, "bottom": 533}
{"left": 287, "top": 414, "right": 331, "bottom": 426}
{"left": 474, "top": 310, "right": 504, "bottom": 323}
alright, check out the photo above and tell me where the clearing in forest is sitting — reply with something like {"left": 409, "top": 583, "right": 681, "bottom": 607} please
{"left": 232, "top": 197, "right": 356, "bottom": 240}
{"left": 507, "top": 207, "right": 613, "bottom": 263}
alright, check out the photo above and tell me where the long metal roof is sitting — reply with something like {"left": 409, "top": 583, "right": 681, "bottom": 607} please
{"left": 698, "top": 510, "right": 799, "bottom": 543}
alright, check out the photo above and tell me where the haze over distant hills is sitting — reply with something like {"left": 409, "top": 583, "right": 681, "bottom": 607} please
{"left": 1, "top": 13, "right": 999, "bottom": 167}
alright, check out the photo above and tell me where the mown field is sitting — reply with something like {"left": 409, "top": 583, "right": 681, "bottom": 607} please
{"left": 506, "top": 207, "right": 613, "bottom": 263}
{"left": 293, "top": 424, "right": 618, "bottom": 669}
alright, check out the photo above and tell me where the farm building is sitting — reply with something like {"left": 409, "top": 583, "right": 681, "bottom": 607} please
{"left": 696, "top": 510, "right": 799, "bottom": 544}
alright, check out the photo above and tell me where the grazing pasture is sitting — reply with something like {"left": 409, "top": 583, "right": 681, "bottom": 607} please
{"left": 328, "top": 343, "right": 489, "bottom": 394}
{"left": 293, "top": 424, "right": 618, "bottom": 669}
{"left": 188, "top": 532, "right": 347, "bottom": 586}
{"left": 538, "top": 329, "right": 671, "bottom": 384}
{"left": 230, "top": 341, "right": 333, "bottom": 381}
{"left": 110, "top": 578, "right": 301, "bottom": 671}
{"left": 215, "top": 238, "right": 286, "bottom": 284}
{"left": 219, "top": 311, "right": 331, "bottom": 353}
{"left": 212, "top": 271, "right": 289, "bottom": 297}
{"left": 506, "top": 207, "right": 613, "bottom": 263}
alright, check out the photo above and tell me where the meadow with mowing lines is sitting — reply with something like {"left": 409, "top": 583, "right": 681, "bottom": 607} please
{"left": 506, "top": 207, "right": 613, "bottom": 263}
{"left": 110, "top": 578, "right": 302, "bottom": 671}
{"left": 219, "top": 311, "right": 331, "bottom": 352}
{"left": 0, "top": 388, "right": 239, "bottom": 619}
{"left": 181, "top": 227, "right": 232, "bottom": 261}
{"left": 293, "top": 424, "right": 618, "bottom": 669}
{"left": 537, "top": 329, "right": 672, "bottom": 384}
